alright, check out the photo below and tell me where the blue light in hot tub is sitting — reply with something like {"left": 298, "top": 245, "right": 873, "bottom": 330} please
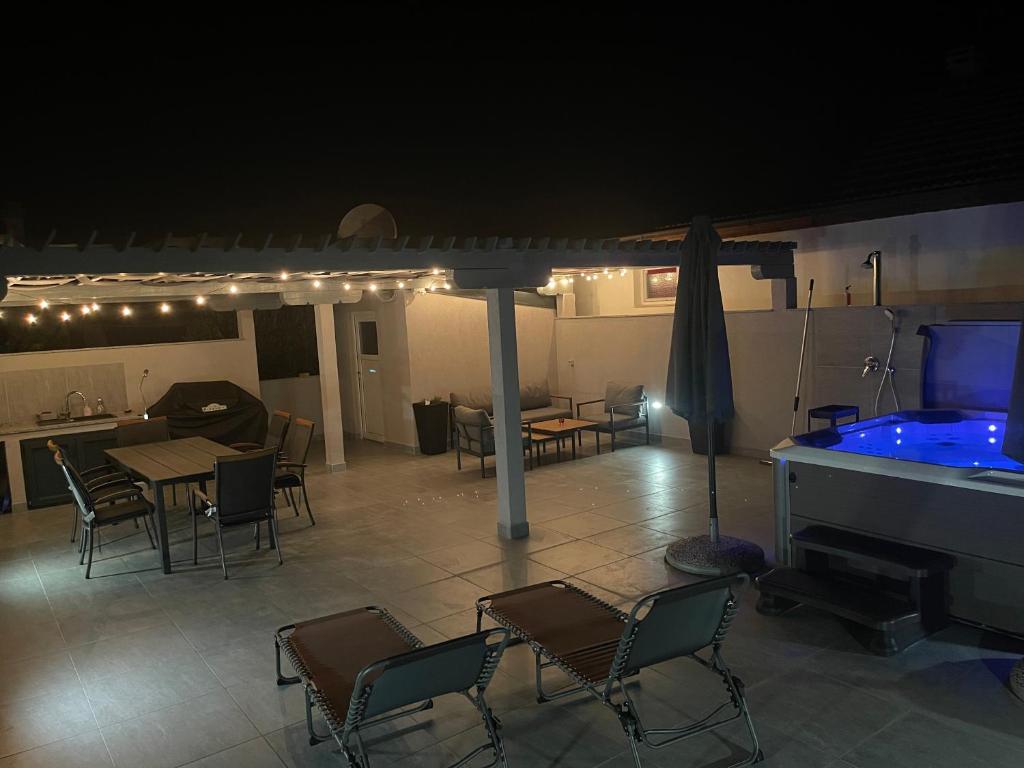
{"left": 988, "top": 437, "right": 997, "bottom": 444}
{"left": 859, "top": 432, "right": 866, "bottom": 438}
{"left": 974, "top": 461, "right": 980, "bottom": 466}
{"left": 895, "top": 426, "right": 902, "bottom": 434}
{"left": 896, "top": 438, "right": 902, "bottom": 445}
{"left": 989, "top": 424, "right": 998, "bottom": 432}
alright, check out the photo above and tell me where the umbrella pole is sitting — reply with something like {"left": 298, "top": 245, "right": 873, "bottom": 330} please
{"left": 707, "top": 419, "right": 719, "bottom": 544}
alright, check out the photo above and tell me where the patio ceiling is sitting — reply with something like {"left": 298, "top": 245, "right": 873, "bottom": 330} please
{"left": 0, "top": 233, "right": 797, "bottom": 305}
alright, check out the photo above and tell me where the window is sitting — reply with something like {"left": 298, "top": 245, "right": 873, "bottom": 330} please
{"left": 358, "top": 321, "right": 379, "bottom": 356}
{"left": 254, "top": 305, "right": 319, "bottom": 380}
{"left": 641, "top": 267, "right": 678, "bottom": 303}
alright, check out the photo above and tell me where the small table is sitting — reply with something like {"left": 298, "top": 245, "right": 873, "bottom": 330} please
{"left": 807, "top": 404, "right": 860, "bottom": 433}
{"left": 529, "top": 418, "right": 597, "bottom": 461}
{"left": 105, "top": 436, "right": 240, "bottom": 574}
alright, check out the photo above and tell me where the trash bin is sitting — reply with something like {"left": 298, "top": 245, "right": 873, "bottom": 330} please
{"left": 413, "top": 400, "right": 450, "bottom": 455}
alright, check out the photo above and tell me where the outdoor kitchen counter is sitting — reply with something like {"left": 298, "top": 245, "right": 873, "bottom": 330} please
{"left": 1, "top": 417, "right": 122, "bottom": 511}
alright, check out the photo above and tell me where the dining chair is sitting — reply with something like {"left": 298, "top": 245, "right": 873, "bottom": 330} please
{"left": 190, "top": 447, "right": 281, "bottom": 579}
{"left": 48, "top": 439, "right": 138, "bottom": 544}
{"left": 231, "top": 409, "right": 291, "bottom": 453}
{"left": 275, "top": 417, "right": 316, "bottom": 526}
{"left": 54, "top": 447, "right": 157, "bottom": 579}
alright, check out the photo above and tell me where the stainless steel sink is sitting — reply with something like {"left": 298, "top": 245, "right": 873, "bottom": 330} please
{"left": 35, "top": 414, "right": 113, "bottom": 427}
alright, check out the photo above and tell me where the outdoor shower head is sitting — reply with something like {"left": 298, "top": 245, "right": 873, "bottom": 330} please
{"left": 861, "top": 250, "right": 882, "bottom": 306}
{"left": 883, "top": 307, "right": 899, "bottom": 331}
{"left": 862, "top": 250, "right": 881, "bottom": 268}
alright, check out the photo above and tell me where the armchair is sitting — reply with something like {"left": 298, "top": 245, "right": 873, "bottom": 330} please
{"left": 576, "top": 382, "right": 650, "bottom": 453}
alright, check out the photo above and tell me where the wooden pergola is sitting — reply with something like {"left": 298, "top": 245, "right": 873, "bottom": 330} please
{"left": 0, "top": 233, "right": 797, "bottom": 539}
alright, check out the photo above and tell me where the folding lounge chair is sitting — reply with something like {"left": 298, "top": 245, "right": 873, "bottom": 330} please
{"left": 476, "top": 577, "right": 762, "bottom": 767}
{"left": 275, "top": 606, "right": 511, "bottom": 768}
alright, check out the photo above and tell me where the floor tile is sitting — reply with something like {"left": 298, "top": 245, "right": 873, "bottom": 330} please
{"left": 0, "top": 730, "right": 112, "bottom": 768}
{"left": 460, "top": 559, "right": 567, "bottom": 594}
{"left": 420, "top": 541, "right": 506, "bottom": 574}
{"left": 527, "top": 540, "right": 626, "bottom": 574}
{"left": 585, "top": 525, "right": 677, "bottom": 556}
{"left": 101, "top": 689, "right": 258, "bottom": 768}
{"left": 387, "top": 577, "right": 489, "bottom": 624}
{"left": 542, "top": 511, "right": 628, "bottom": 538}
{"left": 181, "top": 737, "right": 285, "bottom": 767}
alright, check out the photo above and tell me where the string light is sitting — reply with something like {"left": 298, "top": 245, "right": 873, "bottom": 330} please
{"left": 0, "top": 310, "right": 4, "bottom": 319}
{"left": 606, "top": 273, "right": 613, "bottom": 279}
{"left": 343, "top": 283, "right": 351, "bottom": 291}
{"left": 80, "top": 305, "right": 92, "bottom": 315}
{"left": 280, "top": 270, "right": 290, "bottom": 281}
{"left": 432, "top": 268, "right": 440, "bottom": 275}
{"left": 443, "top": 282, "right": 451, "bottom": 290}
{"left": 38, "top": 299, "right": 49, "bottom": 310}
{"left": 26, "top": 313, "right": 37, "bottom": 324}
{"left": 91, "top": 302, "right": 100, "bottom": 312}
{"left": 312, "top": 279, "right": 322, "bottom": 289}
{"left": 619, "top": 268, "right": 627, "bottom": 276}
{"left": 60, "top": 311, "right": 71, "bottom": 322}
{"left": 195, "top": 295, "right": 207, "bottom": 306}
{"left": 159, "top": 303, "right": 172, "bottom": 314}
{"left": 429, "top": 284, "right": 436, "bottom": 292}
{"left": 397, "top": 281, "right": 405, "bottom": 288}
{"left": 369, "top": 283, "right": 378, "bottom": 292}
{"left": 559, "top": 278, "right": 569, "bottom": 287}
{"left": 121, "top": 306, "right": 133, "bottom": 317}
{"left": 228, "top": 284, "right": 238, "bottom": 294}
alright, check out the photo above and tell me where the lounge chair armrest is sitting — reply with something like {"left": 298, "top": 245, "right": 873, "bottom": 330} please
{"left": 228, "top": 441, "right": 264, "bottom": 451}
{"left": 86, "top": 475, "right": 134, "bottom": 493}
{"left": 609, "top": 400, "right": 648, "bottom": 415}
{"left": 191, "top": 487, "right": 213, "bottom": 510}
{"left": 576, "top": 398, "right": 605, "bottom": 408}
{"left": 92, "top": 487, "right": 145, "bottom": 505}
{"left": 550, "top": 394, "right": 573, "bottom": 406}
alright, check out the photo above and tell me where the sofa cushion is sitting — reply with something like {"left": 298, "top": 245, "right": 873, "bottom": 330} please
{"left": 520, "top": 382, "right": 552, "bottom": 411}
{"left": 604, "top": 382, "right": 645, "bottom": 417}
{"left": 450, "top": 391, "right": 493, "bottom": 414}
{"left": 453, "top": 406, "right": 494, "bottom": 451}
{"left": 592, "top": 412, "right": 646, "bottom": 432}
{"left": 522, "top": 406, "right": 572, "bottom": 423}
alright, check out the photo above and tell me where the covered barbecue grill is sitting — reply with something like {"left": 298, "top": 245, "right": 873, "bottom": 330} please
{"left": 146, "top": 381, "right": 267, "bottom": 446}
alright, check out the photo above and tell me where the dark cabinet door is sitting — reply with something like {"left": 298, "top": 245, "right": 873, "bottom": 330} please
{"left": 21, "top": 429, "right": 116, "bottom": 509}
{"left": 78, "top": 431, "right": 118, "bottom": 475}
{"left": 21, "top": 436, "right": 72, "bottom": 509}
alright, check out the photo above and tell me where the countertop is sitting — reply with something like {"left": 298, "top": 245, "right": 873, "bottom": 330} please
{"left": 0, "top": 415, "right": 121, "bottom": 438}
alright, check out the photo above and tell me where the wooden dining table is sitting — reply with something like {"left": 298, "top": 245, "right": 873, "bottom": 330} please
{"left": 105, "top": 436, "right": 240, "bottom": 574}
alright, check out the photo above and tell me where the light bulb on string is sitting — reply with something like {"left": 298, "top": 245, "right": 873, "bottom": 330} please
{"left": 60, "top": 311, "right": 71, "bottom": 322}
{"left": 195, "top": 295, "right": 207, "bottom": 306}
{"left": 159, "top": 303, "right": 171, "bottom": 314}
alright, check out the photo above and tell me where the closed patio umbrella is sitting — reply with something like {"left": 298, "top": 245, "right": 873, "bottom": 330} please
{"left": 664, "top": 216, "right": 765, "bottom": 576}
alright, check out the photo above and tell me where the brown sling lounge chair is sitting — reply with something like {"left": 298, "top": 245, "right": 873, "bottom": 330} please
{"left": 275, "top": 606, "right": 510, "bottom": 768}
{"left": 476, "top": 576, "right": 762, "bottom": 767}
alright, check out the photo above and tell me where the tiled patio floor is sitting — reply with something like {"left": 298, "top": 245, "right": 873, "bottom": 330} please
{"left": 1, "top": 436, "right": 1022, "bottom": 767}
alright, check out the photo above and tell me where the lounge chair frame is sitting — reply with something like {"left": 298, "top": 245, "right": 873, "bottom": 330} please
{"left": 275, "top": 607, "right": 510, "bottom": 768}
{"left": 476, "top": 577, "right": 762, "bottom": 767}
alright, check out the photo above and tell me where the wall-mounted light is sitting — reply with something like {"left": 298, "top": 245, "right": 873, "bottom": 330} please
{"left": 652, "top": 400, "right": 664, "bottom": 410}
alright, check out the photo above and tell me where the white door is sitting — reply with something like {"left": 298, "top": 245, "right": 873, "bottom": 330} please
{"left": 353, "top": 312, "right": 386, "bottom": 442}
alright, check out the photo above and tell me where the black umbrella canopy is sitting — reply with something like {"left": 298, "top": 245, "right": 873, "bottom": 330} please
{"left": 666, "top": 215, "right": 735, "bottom": 423}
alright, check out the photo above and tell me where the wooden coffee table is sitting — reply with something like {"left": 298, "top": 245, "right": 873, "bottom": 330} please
{"left": 529, "top": 418, "right": 597, "bottom": 461}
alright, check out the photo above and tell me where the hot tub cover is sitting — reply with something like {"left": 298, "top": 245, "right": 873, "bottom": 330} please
{"left": 147, "top": 380, "right": 267, "bottom": 446}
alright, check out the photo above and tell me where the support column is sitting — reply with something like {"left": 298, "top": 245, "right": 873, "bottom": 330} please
{"left": 486, "top": 288, "right": 529, "bottom": 539}
{"left": 314, "top": 303, "right": 346, "bottom": 472}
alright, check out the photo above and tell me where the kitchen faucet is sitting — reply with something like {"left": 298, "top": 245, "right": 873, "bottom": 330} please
{"left": 62, "top": 390, "right": 87, "bottom": 419}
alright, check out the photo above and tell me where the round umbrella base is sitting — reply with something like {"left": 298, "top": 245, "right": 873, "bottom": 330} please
{"left": 665, "top": 535, "right": 765, "bottom": 576}
{"left": 1011, "top": 658, "right": 1024, "bottom": 702}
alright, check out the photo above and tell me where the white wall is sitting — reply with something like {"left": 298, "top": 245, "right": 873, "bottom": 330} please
{"left": 406, "top": 292, "right": 558, "bottom": 402}
{"left": 555, "top": 301, "right": 1022, "bottom": 456}
{"left": 0, "top": 310, "right": 260, "bottom": 420}
{"left": 258, "top": 375, "right": 324, "bottom": 436}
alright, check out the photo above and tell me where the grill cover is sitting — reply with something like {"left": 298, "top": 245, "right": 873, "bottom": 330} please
{"left": 147, "top": 380, "right": 267, "bottom": 446}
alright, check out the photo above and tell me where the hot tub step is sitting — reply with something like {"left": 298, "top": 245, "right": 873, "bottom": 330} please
{"left": 792, "top": 526, "right": 955, "bottom": 579}
{"left": 755, "top": 567, "right": 927, "bottom": 655}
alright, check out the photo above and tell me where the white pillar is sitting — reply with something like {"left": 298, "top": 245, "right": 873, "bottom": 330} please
{"left": 314, "top": 303, "right": 346, "bottom": 472}
{"left": 486, "top": 288, "right": 529, "bottom": 539}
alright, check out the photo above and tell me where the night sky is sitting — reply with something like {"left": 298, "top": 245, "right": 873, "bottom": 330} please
{"left": 4, "top": 5, "right": 1019, "bottom": 242}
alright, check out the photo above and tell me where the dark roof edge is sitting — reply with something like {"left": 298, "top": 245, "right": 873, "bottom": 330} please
{"left": 631, "top": 178, "right": 1024, "bottom": 241}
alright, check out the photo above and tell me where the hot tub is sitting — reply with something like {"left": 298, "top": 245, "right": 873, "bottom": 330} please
{"left": 771, "top": 408, "right": 1024, "bottom": 635}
